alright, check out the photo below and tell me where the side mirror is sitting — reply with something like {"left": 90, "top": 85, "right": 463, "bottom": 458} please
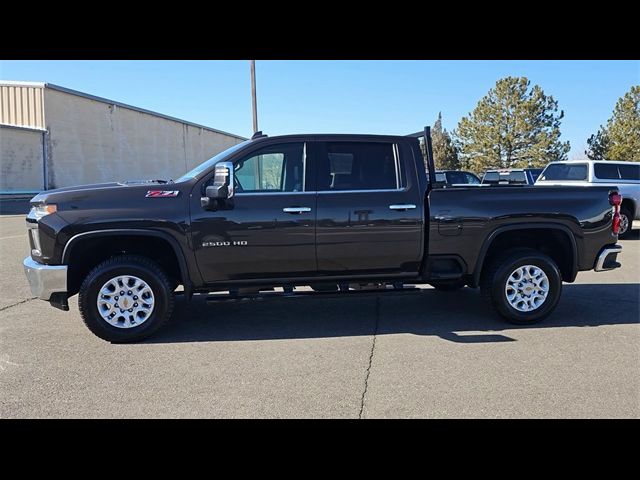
{"left": 201, "top": 161, "right": 234, "bottom": 210}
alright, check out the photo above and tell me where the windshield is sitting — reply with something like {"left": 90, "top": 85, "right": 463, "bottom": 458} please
{"left": 538, "top": 163, "right": 588, "bottom": 182}
{"left": 175, "top": 140, "right": 251, "bottom": 182}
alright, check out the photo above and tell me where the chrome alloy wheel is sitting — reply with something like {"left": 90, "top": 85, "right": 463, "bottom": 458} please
{"left": 619, "top": 213, "right": 630, "bottom": 235}
{"left": 97, "top": 275, "right": 155, "bottom": 328}
{"left": 505, "top": 265, "right": 549, "bottom": 312}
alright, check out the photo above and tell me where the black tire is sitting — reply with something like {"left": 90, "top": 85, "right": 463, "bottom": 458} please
{"left": 78, "top": 255, "right": 174, "bottom": 343}
{"left": 429, "top": 279, "right": 467, "bottom": 291}
{"left": 618, "top": 206, "right": 633, "bottom": 239}
{"left": 480, "top": 248, "right": 562, "bottom": 325}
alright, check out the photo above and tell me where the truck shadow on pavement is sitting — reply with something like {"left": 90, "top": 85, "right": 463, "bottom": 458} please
{"left": 147, "top": 283, "right": 640, "bottom": 345}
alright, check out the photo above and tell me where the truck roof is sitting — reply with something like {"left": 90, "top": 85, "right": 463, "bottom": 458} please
{"left": 248, "top": 132, "right": 416, "bottom": 143}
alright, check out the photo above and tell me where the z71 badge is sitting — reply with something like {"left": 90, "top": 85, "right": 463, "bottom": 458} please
{"left": 146, "top": 190, "right": 179, "bottom": 198}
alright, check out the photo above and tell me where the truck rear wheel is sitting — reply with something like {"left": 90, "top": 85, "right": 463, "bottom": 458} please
{"left": 78, "top": 255, "right": 174, "bottom": 343}
{"left": 618, "top": 206, "right": 633, "bottom": 239}
{"left": 480, "top": 248, "right": 562, "bottom": 325}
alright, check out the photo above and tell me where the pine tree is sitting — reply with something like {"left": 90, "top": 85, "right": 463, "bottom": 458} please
{"left": 454, "top": 77, "right": 570, "bottom": 173}
{"left": 586, "top": 85, "right": 640, "bottom": 161}
{"left": 431, "top": 112, "right": 460, "bottom": 170}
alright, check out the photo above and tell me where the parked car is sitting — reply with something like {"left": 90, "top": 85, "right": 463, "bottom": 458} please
{"left": 23, "top": 129, "right": 623, "bottom": 342}
{"left": 434, "top": 170, "right": 481, "bottom": 188}
{"left": 536, "top": 160, "right": 640, "bottom": 238}
{"left": 482, "top": 168, "right": 543, "bottom": 186}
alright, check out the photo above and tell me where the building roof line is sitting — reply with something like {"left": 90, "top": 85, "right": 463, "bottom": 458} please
{"left": 0, "top": 80, "right": 46, "bottom": 88}
{"left": 0, "top": 80, "right": 247, "bottom": 141}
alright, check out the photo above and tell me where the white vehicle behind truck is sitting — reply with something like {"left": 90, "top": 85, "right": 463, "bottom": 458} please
{"left": 536, "top": 160, "right": 640, "bottom": 238}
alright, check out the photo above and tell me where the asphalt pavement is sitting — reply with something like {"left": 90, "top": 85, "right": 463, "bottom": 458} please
{"left": 1, "top": 214, "right": 638, "bottom": 418}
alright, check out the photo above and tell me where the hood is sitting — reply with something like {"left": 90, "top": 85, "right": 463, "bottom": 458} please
{"left": 30, "top": 180, "right": 173, "bottom": 204}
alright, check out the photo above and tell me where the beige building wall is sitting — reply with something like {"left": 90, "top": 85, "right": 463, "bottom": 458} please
{"left": 0, "top": 83, "right": 45, "bottom": 129}
{"left": 44, "top": 88, "right": 245, "bottom": 188}
{"left": 0, "top": 125, "right": 45, "bottom": 192}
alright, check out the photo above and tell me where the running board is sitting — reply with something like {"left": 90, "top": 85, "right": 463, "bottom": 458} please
{"left": 204, "top": 284, "right": 421, "bottom": 303}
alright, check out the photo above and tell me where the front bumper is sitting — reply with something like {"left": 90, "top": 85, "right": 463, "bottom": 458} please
{"left": 594, "top": 245, "right": 623, "bottom": 272}
{"left": 23, "top": 257, "right": 67, "bottom": 300}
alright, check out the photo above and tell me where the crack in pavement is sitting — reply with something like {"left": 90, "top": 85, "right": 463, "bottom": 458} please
{"left": 0, "top": 298, "right": 36, "bottom": 313}
{"left": 359, "top": 296, "right": 380, "bottom": 419}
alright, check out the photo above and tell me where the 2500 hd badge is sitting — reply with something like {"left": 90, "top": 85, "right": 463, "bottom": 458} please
{"left": 202, "top": 241, "right": 248, "bottom": 247}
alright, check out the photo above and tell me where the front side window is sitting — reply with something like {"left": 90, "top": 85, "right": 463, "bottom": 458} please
{"left": 233, "top": 143, "right": 305, "bottom": 193}
{"left": 318, "top": 142, "right": 398, "bottom": 191}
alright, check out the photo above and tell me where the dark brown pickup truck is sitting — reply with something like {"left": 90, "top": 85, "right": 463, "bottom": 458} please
{"left": 23, "top": 128, "right": 623, "bottom": 342}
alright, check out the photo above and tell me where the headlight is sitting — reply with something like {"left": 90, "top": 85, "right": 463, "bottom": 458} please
{"left": 28, "top": 204, "right": 57, "bottom": 221}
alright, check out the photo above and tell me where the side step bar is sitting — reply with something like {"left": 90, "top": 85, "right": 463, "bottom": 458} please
{"left": 205, "top": 284, "right": 421, "bottom": 304}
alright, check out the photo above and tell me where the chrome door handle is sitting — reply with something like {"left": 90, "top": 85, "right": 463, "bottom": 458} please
{"left": 389, "top": 204, "right": 417, "bottom": 210}
{"left": 283, "top": 207, "right": 312, "bottom": 214}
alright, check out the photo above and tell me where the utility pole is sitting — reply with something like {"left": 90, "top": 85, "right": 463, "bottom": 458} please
{"left": 250, "top": 60, "right": 258, "bottom": 134}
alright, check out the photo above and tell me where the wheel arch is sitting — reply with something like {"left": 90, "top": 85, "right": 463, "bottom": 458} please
{"left": 471, "top": 223, "right": 578, "bottom": 288}
{"left": 62, "top": 229, "right": 192, "bottom": 298}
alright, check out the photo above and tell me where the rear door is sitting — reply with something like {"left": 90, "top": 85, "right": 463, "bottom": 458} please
{"left": 313, "top": 139, "right": 423, "bottom": 275}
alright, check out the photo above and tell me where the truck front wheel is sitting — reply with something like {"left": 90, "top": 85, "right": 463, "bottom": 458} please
{"left": 78, "top": 255, "right": 174, "bottom": 343}
{"left": 480, "top": 249, "right": 562, "bottom": 325}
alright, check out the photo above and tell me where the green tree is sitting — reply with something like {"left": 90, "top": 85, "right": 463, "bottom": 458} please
{"left": 586, "top": 85, "right": 640, "bottom": 161}
{"left": 431, "top": 112, "right": 460, "bottom": 170}
{"left": 454, "top": 77, "right": 570, "bottom": 172}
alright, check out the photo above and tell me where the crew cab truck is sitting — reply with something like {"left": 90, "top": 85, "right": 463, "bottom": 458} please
{"left": 23, "top": 128, "right": 623, "bottom": 342}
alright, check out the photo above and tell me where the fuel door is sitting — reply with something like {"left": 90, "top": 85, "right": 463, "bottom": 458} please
{"left": 435, "top": 210, "right": 463, "bottom": 236}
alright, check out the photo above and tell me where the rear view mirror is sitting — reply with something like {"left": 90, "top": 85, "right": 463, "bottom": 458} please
{"left": 207, "top": 162, "right": 234, "bottom": 199}
{"left": 201, "top": 161, "right": 234, "bottom": 210}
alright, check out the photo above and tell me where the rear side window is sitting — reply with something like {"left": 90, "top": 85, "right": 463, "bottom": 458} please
{"left": 539, "top": 163, "right": 588, "bottom": 181}
{"left": 317, "top": 142, "right": 398, "bottom": 191}
{"left": 594, "top": 163, "right": 620, "bottom": 180}
{"left": 618, "top": 163, "right": 640, "bottom": 180}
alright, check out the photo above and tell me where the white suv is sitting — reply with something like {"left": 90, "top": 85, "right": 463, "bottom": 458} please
{"left": 536, "top": 160, "right": 640, "bottom": 238}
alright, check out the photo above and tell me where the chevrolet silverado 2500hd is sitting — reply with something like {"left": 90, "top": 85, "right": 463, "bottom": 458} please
{"left": 23, "top": 128, "right": 623, "bottom": 342}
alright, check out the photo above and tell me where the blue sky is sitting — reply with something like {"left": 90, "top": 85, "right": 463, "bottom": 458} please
{"left": 1, "top": 60, "right": 638, "bottom": 158}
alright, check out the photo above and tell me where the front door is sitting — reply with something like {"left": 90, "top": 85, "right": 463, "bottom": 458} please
{"left": 313, "top": 140, "right": 424, "bottom": 276}
{"left": 191, "top": 142, "right": 317, "bottom": 283}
